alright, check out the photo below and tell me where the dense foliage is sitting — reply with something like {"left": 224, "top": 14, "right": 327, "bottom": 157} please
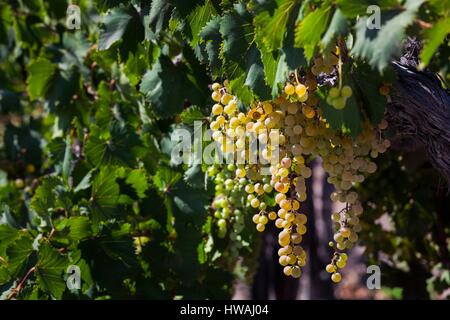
{"left": 0, "top": 0, "right": 448, "bottom": 299}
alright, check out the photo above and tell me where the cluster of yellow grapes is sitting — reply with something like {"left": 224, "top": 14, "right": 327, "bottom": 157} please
{"left": 207, "top": 56, "right": 389, "bottom": 282}
{"left": 327, "top": 86, "right": 353, "bottom": 109}
{"left": 311, "top": 54, "right": 339, "bottom": 76}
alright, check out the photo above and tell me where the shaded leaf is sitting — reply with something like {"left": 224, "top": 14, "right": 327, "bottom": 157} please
{"left": 98, "top": 6, "right": 144, "bottom": 53}
{"left": 35, "top": 244, "right": 68, "bottom": 299}
{"left": 86, "top": 121, "right": 140, "bottom": 167}
{"left": 351, "top": 0, "right": 425, "bottom": 72}
{"left": 90, "top": 167, "right": 120, "bottom": 224}
{"left": 125, "top": 169, "right": 149, "bottom": 199}
{"left": 186, "top": 0, "right": 217, "bottom": 46}
{"left": 27, "top": 58, "right": 56, "bottom": 100}
{"left": 322, "top": 9, "right": 349, "bottom": 48}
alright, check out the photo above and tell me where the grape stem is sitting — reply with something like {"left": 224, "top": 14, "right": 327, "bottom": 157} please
{"left": 338, "top": 50, "right": 343, "bottom": 90}
{"left": 7, "top": 266, "right": 36, "bottom": 300}
{"left": 294, "top": 69, "right": 300, "bottom": 84}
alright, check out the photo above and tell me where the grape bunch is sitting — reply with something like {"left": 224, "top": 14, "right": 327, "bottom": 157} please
{"left": 311, "top": 53, "right": 339, "bottom": 76}
{"left": 326, "top": 85, "right": 353, "bottom": 110}
{"left": 206, "top": 64, "right": 390, "bottom": 282}
{"left": 310, "top": 47, "right": 355, "bottom": 110}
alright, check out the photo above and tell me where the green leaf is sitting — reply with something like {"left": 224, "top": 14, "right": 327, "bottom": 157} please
{"left": 169, "top": 181, "right": 209, "bottom": 284}
{"left": 295, "top": 6, "right": 332, "bottom": 60}
{"left": 27, "top": 58, "right": 56, "bottom": 100}
{"left": 199, "top": 16, "right": 222, "bottom": 76}
{"left": 254, "top": 0, "right": 297, "bottom": 51}
{"left": 186, "top": 0, "right": 217, "bottom": 47}
{"left": 68, "top": 216, "right": 92, "bottom": 241}
{"left": 62, "top": 136, "right": 72, "bottom": 186}
{"left": 351, "top": 64, "right": 389, "bottom": 125}
{"left": 26, "top": 54, "right": 80, "bottom": 111}
{"left": 420, "top": 17, "right": 450, "bottom": 67}
{"left": 184, "top": 164, "right": 205, "bottom": 189}
{"left": 0, "top": 224, "right": 19, "bottom": 258}
{"left": 98, "top": 6, "right": 144, "bottom": 52}
{"left": 229, "top": 73, "right": 253, "bottom": 105}
{"left": 0, "top": 89, "right": 22, "bottom": 115}
{"left": 322, "top": 9, "right": 349, "bottom": 48}
{"left": 219, "top": 6, "right": 253, "bottom": 62}
{"left": 4, "top": 236, "right": 34, "bottom": 278}
{"left": 74, "top": 171, "right": 93, "bottom": 193}
{"left": 220, "top": 5, "right": 271, "bottom": 99}
{"left": 86, "top": 121, "right": 140, "bottom": 167}
{"left": 259, "top": 28, "right": 307, "bottom": 98}
{"left": 153, "top": 166, "right": 182, "bottom": 192}
{"left": 75, "top": 258, "right": 94, "bottom": 292}
{"left": 140, "top": 56, "right": 200, "bottom": 118}
{"left": 180, "top": 106, "right": 205, "bottom": 124}
{"left": 319, "top": 81, "right": 363, "bottom": 137}
{"left": 337, "top": 0, "right": 400, "bottom": 18}
{"left": 244, "top": 48, "right": 271, "bottom": 100}
{"left": 125, "top": 169, "right": 149, "bottom": 199}
{"left": 351, "top": 0, "right": 425, "bottom": 72}
{"left": 36, "top": 244, "right": 68, "bottom": 299}
{"left": 260, "top": 49, "right": 279, "bottom": 94}
{"left": 94, "top": 0, "right": 124, "bottom": 12}
{"left": 336, "top": 0, "right": 373, "bottom": 18}
{"left": 145, "top": 0, "right": 172, "bottom": 40}
{"left": 124, "top": 48, "right": 149, "bottom": 86}
{"left": 47, "top": 138, "right": 67, "bottom": 162}
{"left": 90, "top": 167, "right": 120, "bottom": 224}
{"left": 30, "top": 176, "right": 66, "bottom": 216}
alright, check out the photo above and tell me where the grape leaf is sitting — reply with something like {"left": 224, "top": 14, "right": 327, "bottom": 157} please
{"left": 35, "top": 244, "right": 68, "bottom": 299}
{"left": 351, "top": 64, "right": 389, "bottom": 125}
{"left": 125, "top": 169, "right": 149, "bottom": 199}
{"left": 180, "top": 105, "right": 205, "bottom": 124}
{"left": 351, "top": 0, "right": 425, "bottom": 72}
{"left": 86, "top": 121, "right": 140, "bottom": 167}
{"left": 199, "top": 16, "right": 222, "bottom": 76}
{"left": 0, "top": 224, "right": 19, "bottom": 258}
{"left": 30, "top": 176, "right": 66, "bottom": 216}
{"left": 68, "top": 216, "right": 92, "bottom": 241}
{"left": 153, "top": 166, "right": 182, "bottom": 192}
{"left": 220, "top": 4, "right": 271, "bottom": 100}
{"left": 27, "top": 58, "right": 56, "bottom": 100}
{"left": 4, "top": 236, "right": 34, "bottom": 278}
{"left": 420, "top": 17, "right": 450, "bottom": 68}
{"left": 322, "top": 9, "right": 349, "bottom": 48}
{"left": 140, "top": 55, "right": 201, "bottom": 118}
{"left": 90, "top": 167, "right": 120, "bottom": 224}
{"left": 294, "top": 6, "right": 331, "bottom": 60}
{"left": 254, "top": 0, "right": 297, "bottom": 51}
{"left": 98, "top": 5, "right": 145, "bottom": 56}
{"left": 0, "top": 89, "right": 22, "bottom": 115}
{"left": 186, "top": 0, "right": 217, "bottom": 47}
{"left": 145, "top": 0, "right": 172, "bottom": 40}
{"left": 336, "top": 0, "right": 373, "bottom": 18}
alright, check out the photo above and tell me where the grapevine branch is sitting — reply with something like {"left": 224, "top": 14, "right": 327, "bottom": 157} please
{"left": 7, "top": 266, "right": 36, "bottom": 300}
{"left": 387, "top": 38, "right": 450, "bottom": 185}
